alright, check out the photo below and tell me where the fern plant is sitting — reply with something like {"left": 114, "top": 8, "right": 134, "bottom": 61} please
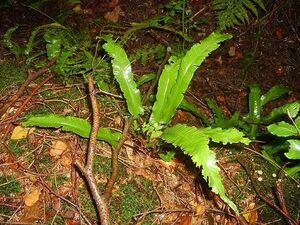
{"left": 213, "top": 0, "right": 266, "bottom": 30}
{"left": 102, "top": 32, "right": 251, "bottom": 213}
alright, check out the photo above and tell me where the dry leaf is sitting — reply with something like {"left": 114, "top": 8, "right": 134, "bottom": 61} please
{"left": 215, "top": 55, "right": 223, "bottom": 65}
{"left": 19, "top": 202, "right": 43, "bottom": 223}
{"left": 228, "top": 46, "right": 236, "bottom": 57}
{"left": 179, "top": 214, "right": 192, "bottom": 225}
{"left": 195, "top": 204, "right": 206, "bottom": 216}
{"left": 104, "top": 5, "right": 124, "bottom": 22}
{"left": 72, "top": 4, "right": 82, "bottom": 13}
{"left": 11, "top": 126, "right": 34, "bottom": 140}
{"left": 60, "top": 154, "right": 72, "bottom": 167}
{"left": 50, "top": 140, "right": 68, "bottom": 157}
{"left": 243, "top": 202, "right": 258, "bottom": 223}
{"left": 24, "top": 188, "right": 41, "bottom": 206}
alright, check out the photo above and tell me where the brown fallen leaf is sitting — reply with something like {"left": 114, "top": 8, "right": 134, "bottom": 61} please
{"left": 179, "top": 214, "right": 192, "bottom": 225}
{"left": 243, "top": 202, "right": 258, "bottom": 224}
{"left": 228, "top": 46, "right": 236, "bottom": 57}
{"left": 104, "top": 5, "right": 124, "bottom": 23}
{"left": 60, "top": 153, "right": 72, "bottom": 167}
{"left": 11, "top": 126, "right": 35, "bottom": 140}
{"left": 195, "top": 204, "right": 206, "bottom": 216}
{"left": 50, "top": 140, "right": 68, "bottom": 157}
{"left": 24, "top": 188, "right": 42, "bottom": 207}
{"left": 19, "top": 201, "right": 43, "bottom": 223}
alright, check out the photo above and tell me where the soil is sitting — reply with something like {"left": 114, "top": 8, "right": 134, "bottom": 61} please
{"left": 0, "top": 0, "right": 299, "bottom": 225}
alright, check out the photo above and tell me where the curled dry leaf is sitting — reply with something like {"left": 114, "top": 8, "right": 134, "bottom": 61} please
{"left": 60, "top": 154, "right": 72, "bottom": 167}
{"left": 50, "top": 140, "right": 68, "bottom": 157}
{"left": 24, "top": 188, "right": 42, "bottom": 206}
{"left": 11, "top": 126, "right": 35, "bottom": 140}
{"left": 104, "top": 5, "right": 124, "bottom": 23}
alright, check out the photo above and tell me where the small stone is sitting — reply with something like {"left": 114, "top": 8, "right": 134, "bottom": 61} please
{"left": 257, "top": 177, "right": 263, "bottom": 181}
{"left": 272, "top": 173, "right": 277, "bottom": 177}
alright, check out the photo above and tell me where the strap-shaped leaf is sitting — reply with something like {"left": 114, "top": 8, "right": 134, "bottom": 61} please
{"left": 162, "top": 124, "right": 238, "bottom": 212}
{"left": 103, "top": 38, "right": 143, "bottom": 118}
{"left": 22, "top": 114, "right": 121, "bottom": 147}
{"left": 150, "top": 32, "right": 232, "bottom": 127}
{"left": 261, "top": 85, "right": 290, "bottom": 106}
{"left": 149, "top": 57, "right": 181, "bottom": 125}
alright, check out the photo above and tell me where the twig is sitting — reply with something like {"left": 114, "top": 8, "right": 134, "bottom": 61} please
{"left": 75, "top": 75, "right": 110, "bottom": 225}
{"left": 37, "top": 174, "right": 92, "bottom": 225}
{"left": 0, "top": 58, "right": 56, "bottom": 118}
{"left": 1, "top": 73, "right": 54, "bottom": 143}
{"left": 103, "top": 118, "right": 133, "bottom": 199}
{"left": 275, "top": 180, "right": 295, "bottom": 225}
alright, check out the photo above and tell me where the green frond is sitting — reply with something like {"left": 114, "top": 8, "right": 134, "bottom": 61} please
{"left": 149, "top": 32, "right": 232, "bottom": 128}
{"left": 162, "top": 124, "right": 250, "bottom": 212}
{"left": 22, "top": 114, "right": 121, "bottom": 147}
{"left": 103, "top": 37, "right": 144, "bottom": 118}
{"left": 213, "top": 0, "right": 266, "bottom": 30}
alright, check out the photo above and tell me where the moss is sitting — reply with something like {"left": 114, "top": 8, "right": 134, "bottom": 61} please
{"left": 8, "top": 140, "right": 26, "bottom": 157}
{"left": 46, "top": 215, "right": 64, "bottom": 225}
{"left": 93, "top": 155, "right": 112, "bottom": 177}
{"left": 0, "top": 60, "right": 28, "bottom": 91}
{"left": 0, "top": 206, "right": 12, "bottom": 216}
{"left": 110, "top": 178, "right": 158, "bottom": 224}
{"left": 52, "top": 175, "right": 69, "bottom": 187}
{"left": 79, "top": 186, "right": 97, "bottom": 220}
{"left": 0, "top": 175, "right": 22, "bottom": 196}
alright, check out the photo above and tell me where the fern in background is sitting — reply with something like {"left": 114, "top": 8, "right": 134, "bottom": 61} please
{"left": 213, "top": 0, "right": 266, "bottom": 30}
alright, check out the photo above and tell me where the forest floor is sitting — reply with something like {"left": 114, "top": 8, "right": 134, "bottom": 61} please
{"left": 0, "top": 0, "right": 299, "bottom": 224}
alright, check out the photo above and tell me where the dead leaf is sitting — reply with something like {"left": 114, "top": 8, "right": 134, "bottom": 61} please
{"left": 11, "top": 126, "right": 34, "bottom": 140}
{"left": 228, "top": 46, "right": 236, "bottom": 57}
{"left": 109, "top": 0, "right": 119, "bottom": 8}
{"left": 50, "top": 140, "right": 68, "bottom": 157}
{"left": 243, "top": 202, "right": 258, "bottom": 223}
{"left": 215, "top": 55, "right": 223, "bottom": 65}
{"left": 24, "top": 188, "right": 41, "bottom": 206}
{"left": 72, "top": 4, "right": 82, "bottom": 13}
{"left": 195, "top": 204, "right": 206, "bottom": 216}
{"left": 104, "top": 5, "right": 124, "bottom": 23}
{"left": 60, "top": 153, "right": 72, "bottom": 167}
{"left": 19, "top": 202, "right": 43, "bottom": 223}
{"left": 275, "top": 27, "right": 284, "bottom": 39}
{"left": 179, "top": 214, "right": 192, "bottom": 225}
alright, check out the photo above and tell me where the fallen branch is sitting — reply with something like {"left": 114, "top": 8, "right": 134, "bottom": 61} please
{"left": 37, "top": 171, "right": 92, "bottom": 225}
{"left": 0, "top": 58, "right": 56, "bottom": 118}
{"left": 103, "top": 117, "right": 133, "bottom": 199}
{"left": 275, "top": 180, "right": 296, "bottom": 225}
{"left": 75, "top": 75, "right": 110, "bottom": 225}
